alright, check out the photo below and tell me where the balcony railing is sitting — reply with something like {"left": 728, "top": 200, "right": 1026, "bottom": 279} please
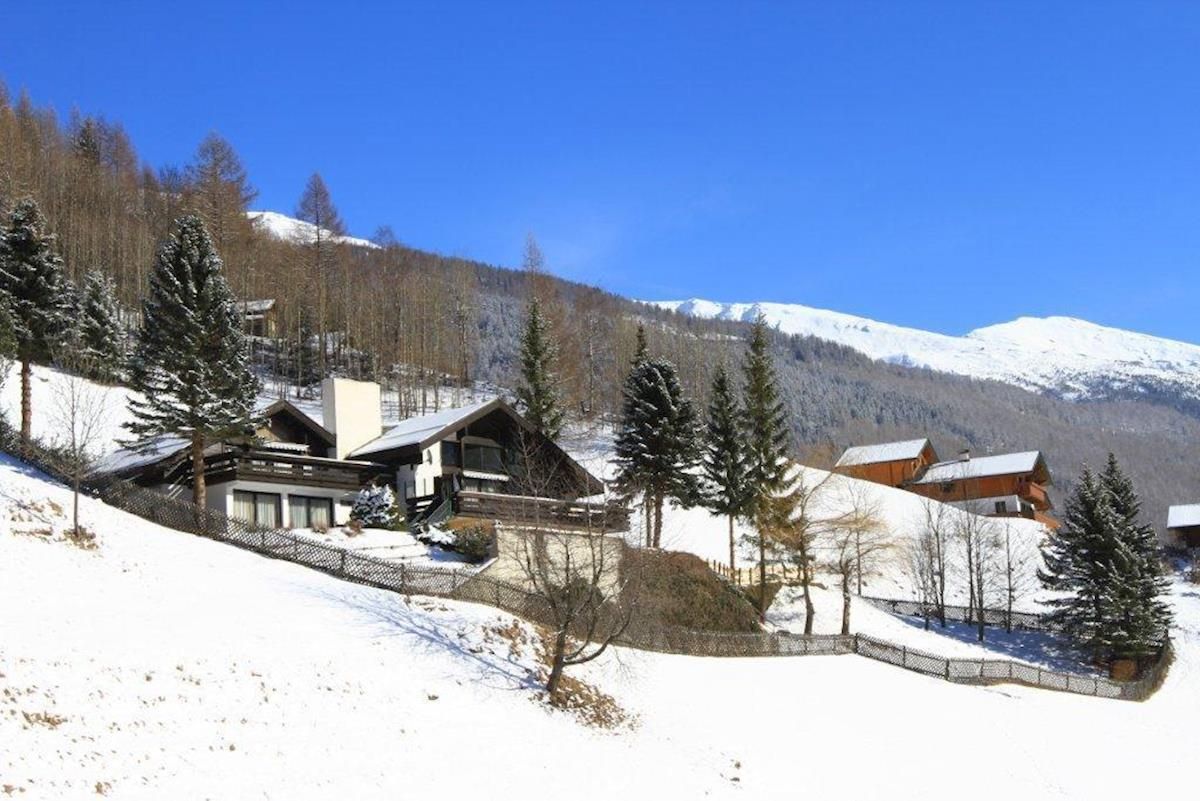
{"left": 1016, "top": 480, "right": 1050, "bottom": 509}
{"left": 453, "top": 490, "right": 630, "bottom": 532}
{"left": 203, "top": 451, "right": 370, "bottom": 491}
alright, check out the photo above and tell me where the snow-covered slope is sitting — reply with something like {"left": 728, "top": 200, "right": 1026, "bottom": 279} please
{"left": 650, "top": 298, "right": 1200, "bottom": 401}
{"left": 248, "top": 210, "right": 380, "bottom": 250}
{"left": 5, "top": 454, "right": 1200, "bottom": 799}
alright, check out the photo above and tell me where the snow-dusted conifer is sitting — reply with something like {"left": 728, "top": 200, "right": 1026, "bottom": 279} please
{"left": 78, "top": 269, "right": 124, "bottom": 382}
{"left": 613, "top": 356, "right": 700, "bottom": 548}
{"left": 740, "top": 314, "right": 791, "bottom": 611}
{"left": 702, "top": 365, "right": 749, "bottom": 571}
{"left": 350, "top": 484, "right": 401, "bottom": 529}
{"left": 0, "top": 198, "right": 74, "bottom": 449}
{"left": 515, "top": 296, "right": 564, "bottom": 439}
{"left": 126, "top": 215, "right": 259, "bottom": 509}
{"left": 1098, "top": 454, "right": 1172, "bottom": 659}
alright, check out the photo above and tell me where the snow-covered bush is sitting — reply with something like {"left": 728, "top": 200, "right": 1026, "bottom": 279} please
{"left": 417, "top": 524, "right": 493, "bottom": 562}
{"left": 349, "top": 485, "right": 401, "bottom": 530}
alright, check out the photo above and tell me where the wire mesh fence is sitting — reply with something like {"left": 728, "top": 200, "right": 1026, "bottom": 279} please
{"left": 0, "top": 428, "right": 1168, "bottom": 702}
{"left": 859, "top": 596, "right": 1049, "bottom": 632}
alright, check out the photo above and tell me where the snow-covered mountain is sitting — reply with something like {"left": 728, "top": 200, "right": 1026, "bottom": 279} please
{"left": 247, "top": 210, "right": 380, "bottom": 250}
{"left": 650, "top": 299, "right": 1200, "bottom": 402}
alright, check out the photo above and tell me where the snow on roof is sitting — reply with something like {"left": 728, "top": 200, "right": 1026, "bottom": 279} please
{"left": 835, "top": 439, "right": 930, "bottom": 467}
{"left": 349, "top": 398, "right": 501, "bottom": 458}
{"left": 913, "top": 451, "right": 1044, "bottom": 484}
{"left": 1168, "top": 504, "right": 1200, "bottom": 529}
{"left": 93, "top": 435, "right": 190, "bottom": 474}
{"left": 237, "top": 299, "right": 275, "bottom": 314}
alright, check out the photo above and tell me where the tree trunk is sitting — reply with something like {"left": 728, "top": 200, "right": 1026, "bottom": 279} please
{"left": 73, "top": 473, "right": 81, "bottom": 537}
{"left": 757, "top": 533, "right": 767, "bottom": 623}
{"left": 643, "top": 495, "right": 652, "bottom": 548}
{"left": 545, "top": 628, "right": 568, "bottom": 700}
{"left": 653, "top": 492, "right": 664, "bottom": 548}
{"left": 841, "top": 574, "right": 851, "bottom": 636}
{"left": 191, "top": 432, "right": 207, "bottom": 511}
{"left": 728, "top": 514, "right": 736, "bottom": 574}
{"left": 20, "top": 357, "right": 32, "bottom": 452}
{"left": 802, "top": 573, "right": 815, "bottom": 635}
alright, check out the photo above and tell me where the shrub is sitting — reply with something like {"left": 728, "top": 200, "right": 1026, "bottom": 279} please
{"left": 621, "top": 548, "right": 763, "bottom": 632}
{"left": 350, "top": 485, "right": 401, "bottom": 529}
{"left": 452, "top": 524, "right": 493, "bottom": 562}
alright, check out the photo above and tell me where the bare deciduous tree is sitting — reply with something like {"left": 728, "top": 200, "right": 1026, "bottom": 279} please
{"left": 826, "top": 481, "right": 890, "bottom": 634}
{"left": 954, "top": 501, "right": 1003, "bottom": 642}
{"left": 756, "top": 468, "right": 836, "bottom": 633}
{"left": 48, "top": 361, "right": 111, "bottom": 538}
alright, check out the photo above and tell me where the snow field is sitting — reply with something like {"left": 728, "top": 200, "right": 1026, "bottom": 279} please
{"left": 3, "top": 454, "right": 1200, "bottom": 799}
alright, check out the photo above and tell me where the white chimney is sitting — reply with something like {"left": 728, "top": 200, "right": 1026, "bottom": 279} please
{"left": 959, "top": 448, "right": 971, "bottom": 461}
{"left": 322, "top": 378, "right": 383, "bottom": 460}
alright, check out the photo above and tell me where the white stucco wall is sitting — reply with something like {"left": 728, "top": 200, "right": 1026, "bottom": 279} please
{"left": 156, "top": 480, "right": 355, "bottom": 528}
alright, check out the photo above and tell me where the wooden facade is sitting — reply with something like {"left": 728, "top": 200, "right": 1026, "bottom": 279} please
{"left": 836, "top": 440, "right": 939, "bottom": 487}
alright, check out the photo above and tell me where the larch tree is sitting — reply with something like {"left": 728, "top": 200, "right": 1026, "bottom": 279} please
{"left": 78, "top": 269, "right": 124, "bottom": 382}
{"left": 515, "top": 296, "right": 565, "bottom": 439}
{"left": 294, "top": 173, "right": 344, "bottom": 378}
{"left": 740, "top": 314, "right": 791, "bottom": 616}
{"left": 702, "top": 365, "right": 749, "bottom": 572}
{"left": 125, "top": 215, "right": 259, "bottom": 509}
{"left": 613, "top": 357, "right": 701, "bottom": 548}
{"left": 0, "top": 198, "right": 73, "bottom": 450}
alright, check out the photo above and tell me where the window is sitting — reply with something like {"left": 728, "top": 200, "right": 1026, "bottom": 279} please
{"left": 994, "top": 501, "right": 1008, "bottom": 514}
{"left": 289, "top": 495, "right": 334, "bottom": 529}
{"left": 233, "top": 490, "right": 281, "bottom": 527}
{"left": 940, "top": 482, "right": 955, "bottom": 494}
{"left": 463, "top": 444, "right": 505, "bottom": 473}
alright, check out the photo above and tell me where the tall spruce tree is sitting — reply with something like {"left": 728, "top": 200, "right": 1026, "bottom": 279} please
{"left": 78, "top": 269, "right": 124, "bottom": 382}
{"left": 515, "top": 296, "right": 564, "bottom": 439}
{"left": 1098, "top": 454, "right": 1173, "bottom": 659}
{"left": 1040, "top": 467, "right": 1118, "bottom": 658}
{"left": 741, "top": 314, "right": 791, "bottom": 607}
{"left": 702, "top": 365, "right": 749, "bottom": 572}
{"left": 126, "top": 216, "right": 259, "bottom": 508}
{"left": 614, "top": 357, "right": 701, "bottom": 547}
{"left": 0, "top": 198, "right": 73, "bottom": 449}
{"left": 1041, "top": 460, "right": 1171, "bottom": 666}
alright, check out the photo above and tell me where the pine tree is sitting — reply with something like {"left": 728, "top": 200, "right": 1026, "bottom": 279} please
{"left": 613, "top": 357, "right": 701, "bottom": 547}
{"left": 702, "top": 365, "right": 749, "bottom": 572}
{"left": 633, "top": 323, "right": 649, "bottom": 365}
{"left": 740, "top": 314, "right": 791, "bottom": 609}
{"left": 1098, "top": 454, "right": 1173, "bottom": 660}
{"left": 78, "top": 269, "right": 124, "bottom": 382}
{"left": 295, "top": 173, "right": 344, "bottom": 378}
{"left": 126, "top": 215, "right": 259, "bottom": 509}
{"left": 515, "top": 296, "right": 564, "bottom": 439}
{"left": 1040, "top": 467, "right": 1118, "bottom": 658}
{"left": 350, "top": 484, "right": 401, "bottom": 529}
{"left": 0, "top": 198, "right": 73, "bottom": 449}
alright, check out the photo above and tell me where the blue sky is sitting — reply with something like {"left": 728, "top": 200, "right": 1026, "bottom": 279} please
{"left": 3, "top": 2, "right": 1200, "bottom": 341}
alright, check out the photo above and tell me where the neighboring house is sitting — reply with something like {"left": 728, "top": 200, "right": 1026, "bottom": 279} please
{"left": 834, "top": 438, "right": 938, "bottom": 487}
{"left": 101, "top": 378, "right": 627, "bottom": 533}
{"left": 1167, "top": 504, "right": 1200, "bottom": 548}
{"left": 834, "top": 439, "right": 1058, "bottom": 528}
{"left": 908, "top": 450, "right": 1057, "bottom": 528}
{"left": 237, "top": 298, "right": 277, "bottom": 337}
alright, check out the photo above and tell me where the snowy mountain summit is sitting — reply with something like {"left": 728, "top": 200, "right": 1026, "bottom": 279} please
{"left": 650, "top": 299, "right": 1200, "bottom": 403}
{"left": 247, "top": 210, "right": 380, "bottom": 250}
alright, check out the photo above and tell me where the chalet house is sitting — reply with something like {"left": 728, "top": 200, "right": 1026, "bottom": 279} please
{"left": 1167, "top": 504, "right": 1200, "bottom": 548}
{"left": 102, "top": 378, "right": 625, "bottom": 532}
{"left": 834, "top": 439, "right": 1058, "bottom": 528}
{"left": 237, "top": 298, "right": 277, "bottom": 337}
{"left": 834, "top": 438, "right": 938, "bottom": 487}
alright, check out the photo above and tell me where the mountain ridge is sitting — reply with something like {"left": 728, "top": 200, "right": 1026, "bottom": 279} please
{"left": 649, "top": 298, "right": 1200, "bottom": 404}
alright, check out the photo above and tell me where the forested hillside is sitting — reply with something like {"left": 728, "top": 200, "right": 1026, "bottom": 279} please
{"left": 1, "top": 81, "right": 1197, "bottom": 529}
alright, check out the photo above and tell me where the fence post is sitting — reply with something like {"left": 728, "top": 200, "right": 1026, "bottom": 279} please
{"left": 339, "top": 549, "right": 346, "bottom": 576}
{"left": 901, "top": 645, "right": 907, "bottom": 668}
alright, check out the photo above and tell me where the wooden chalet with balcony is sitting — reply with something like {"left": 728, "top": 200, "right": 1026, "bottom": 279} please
{"left": 834, "top": 439, "right": 1059, "bottom": 528}
{"left": 102, "top": 378, "right": 628, "bottom": 533}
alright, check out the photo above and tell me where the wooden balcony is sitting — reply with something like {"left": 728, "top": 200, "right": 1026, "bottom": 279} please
{"left": 1016, "top": 480, "right": 1051, "bottom": 510}
{"left": 452, "top": 490, "right": 630, "bottom": 532}
{"left": 203, "top": 450, "right": 377, "bottom": 491}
